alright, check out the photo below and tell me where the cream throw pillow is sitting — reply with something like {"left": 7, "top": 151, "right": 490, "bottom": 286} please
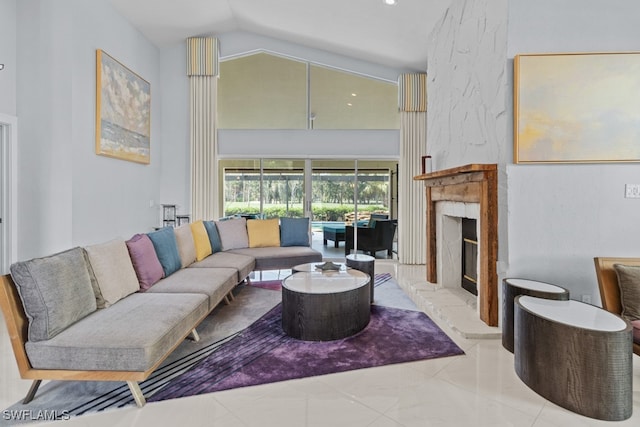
{"left": 174, "top": 224, "right": 197, "bottom": 268}
{"left": 85, "top": 239, "right": 140, "bottom": 307}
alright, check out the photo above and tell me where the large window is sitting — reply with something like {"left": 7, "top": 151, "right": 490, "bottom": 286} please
{"left": 309, "top": 65, "right": 399, "bottom": 129}
{"left": 218, "top": 52, "right": 399, "bottom": 130}
{"left": 217, "top": 54, "right": 308, "bottom": 129}
{"left": 222, "top": 159, "right": 306, "bottom": 218}
{"left": 220, "top": 159, "right": 396, "bottom": 221}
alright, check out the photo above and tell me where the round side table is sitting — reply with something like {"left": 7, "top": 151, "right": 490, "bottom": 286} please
{"left": 502, "top": 278, "right": 569, "bottom": 352}
{"left": 514, "top": 296, "right": 632, "bottom": 421}
{"left": 346, "top": 254, "right": 375, "bottom": 303}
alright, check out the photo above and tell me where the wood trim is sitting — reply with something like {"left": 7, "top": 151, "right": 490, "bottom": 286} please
{"left": 413, "top": 163, "right": 497, "bottom": 181}
{"left": 415, "top": 164, "right": 499, "bottom": 326}
{"left": 593, "top": 257, "right": 640, "bottom": 356}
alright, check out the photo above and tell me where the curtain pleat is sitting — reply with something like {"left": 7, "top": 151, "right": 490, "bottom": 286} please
{"left": 398, "top": 111, "right": 427, "bottom": 264}
{"left": 189, "top": 76, "right": 218, "bottom": 221}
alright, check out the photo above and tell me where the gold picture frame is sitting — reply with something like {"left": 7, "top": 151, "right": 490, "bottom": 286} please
{"left": 95, "top": 49, "right": 151, "bottom": 164}
{"left": 514, "top": 52, "right": 640, "bottom": 164}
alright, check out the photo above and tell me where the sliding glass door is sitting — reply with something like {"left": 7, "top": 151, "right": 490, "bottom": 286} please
{"left": 220, "top": 159, "right": 397, "bottom": 257}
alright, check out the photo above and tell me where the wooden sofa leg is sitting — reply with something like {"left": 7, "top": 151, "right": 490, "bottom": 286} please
{"left": 127, "top": 381, "right": 146, "bottom": 407}
{"left": 22, "top": 380, "right": 42, "bottom": 404}
{"left": 189, "top": 328, "right": 200, "bottom": 342}
{"left": 224, "top": 295, "right": 231, "bottom": 305}
{"left": 227, "top": 290, "right": 235, "bottom": 301}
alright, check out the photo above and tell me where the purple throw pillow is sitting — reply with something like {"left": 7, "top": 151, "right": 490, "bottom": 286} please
{"left": 126, "top": 234, "right": 164, "bottom": 290}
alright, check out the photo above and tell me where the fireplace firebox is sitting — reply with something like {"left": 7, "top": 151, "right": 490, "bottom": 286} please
{"left": 461, "top": 218, "right": 478, "bottom": 296}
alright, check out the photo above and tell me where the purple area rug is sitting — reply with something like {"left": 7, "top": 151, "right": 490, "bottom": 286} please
{"left": 149, "top": 303, "right": 464, "bottom": 402}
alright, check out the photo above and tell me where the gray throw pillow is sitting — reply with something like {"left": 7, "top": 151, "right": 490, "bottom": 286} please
{"left": 10, "top": 247, "right": 98, "bottom": 342}
{"left": 614, "top": 264, "right": 640, "bottom": 321}
{"left": 215, "top": 218, "right": 249, "bottom": 251}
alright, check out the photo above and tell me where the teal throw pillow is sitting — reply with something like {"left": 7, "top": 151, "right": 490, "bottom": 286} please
{"left": 204, "top": 220, "right": 223, "bottom": 253}
{"left": 147, "top": 227, "right": 181, "bottom": 277}
{"left": 280, "top": 217, "right": 310, "bottom": 247}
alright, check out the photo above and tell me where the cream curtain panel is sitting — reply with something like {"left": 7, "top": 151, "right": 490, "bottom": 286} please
{"left": 398, "top": 74, "right": 427, "bottom": 265}
{"left": 187, "top": 38, "right": 219, "bottom": 221}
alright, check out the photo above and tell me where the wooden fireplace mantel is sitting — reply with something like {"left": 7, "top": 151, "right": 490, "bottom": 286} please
{"left": 414, "top": 164, "right": 498, "bottom": 326}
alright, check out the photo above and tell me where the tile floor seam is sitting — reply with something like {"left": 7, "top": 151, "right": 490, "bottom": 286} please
{"left": 327, "top": 381, "right": 394, "bottom": 420}
{"left": 431, "top": 370, "right": 546, "bottom": 423}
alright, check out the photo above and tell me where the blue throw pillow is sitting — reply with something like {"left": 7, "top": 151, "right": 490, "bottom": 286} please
{"left": 280, "top": 217, "right": 310, "bottom": 247}
{"left": 147, "top": 227, "right": 181, "bottom": 277}
{"left": 203, "top": 220, "right": 223, "bottom": 253}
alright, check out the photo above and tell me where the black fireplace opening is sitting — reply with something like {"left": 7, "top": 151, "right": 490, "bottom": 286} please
{"left": 461, "top": 218, "right": 478, "bottom": 296}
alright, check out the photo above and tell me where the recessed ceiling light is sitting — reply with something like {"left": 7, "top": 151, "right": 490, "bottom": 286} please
{"left": 351, "top": 93, "right": 357, "bottom": 97}
{"left": 384, "top": 0, "right": 398, "bottom": 5}
{"left": 0, "top": 64, "right": 4, "bottom": 71}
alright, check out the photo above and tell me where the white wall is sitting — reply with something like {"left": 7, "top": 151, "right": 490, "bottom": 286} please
{"left": 16, "top": 0, "right": 163, "bottom": 258}
{"left": 426, "top": 0, "right": 509, "bottom": 170}
{"left": 506, "top": 0, "right": 640, "bottom": 303}
{"left": 0, "top": 0, "right": 17, "bottom": 116}
{"left": 426, "top": 0, "right": 510, "bottom": 268}
{"left": 158, "top": 43, "right": 190, "bottom": 216}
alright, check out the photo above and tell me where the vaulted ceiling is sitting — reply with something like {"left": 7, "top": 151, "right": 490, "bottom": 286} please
{"left": 110, "top": 0, "right": 452, "bottom": 71}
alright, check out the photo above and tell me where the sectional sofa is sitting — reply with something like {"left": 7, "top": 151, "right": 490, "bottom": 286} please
{"left": 0, "top": 216, "right": 321, "bottom": 407}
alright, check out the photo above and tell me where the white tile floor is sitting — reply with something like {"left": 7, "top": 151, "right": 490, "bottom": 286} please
{"left": 1, "top": 262, "right": 639, "bottom": 426}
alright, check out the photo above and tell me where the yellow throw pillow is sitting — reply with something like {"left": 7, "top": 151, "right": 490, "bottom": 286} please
{"left": 190, "top": 220, "right": 213, "bottom": 261}
{"left": 247, "top": 218, "right": 281, "bottom": 248}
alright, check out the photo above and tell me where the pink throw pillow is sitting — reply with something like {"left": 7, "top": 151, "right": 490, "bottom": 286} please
{"left": 126, "top": 234, "right": 164, "bottom": 290}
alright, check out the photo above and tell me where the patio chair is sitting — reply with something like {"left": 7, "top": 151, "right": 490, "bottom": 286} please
{"left": 345, "top": 219, "right": 397, "bottom": 258}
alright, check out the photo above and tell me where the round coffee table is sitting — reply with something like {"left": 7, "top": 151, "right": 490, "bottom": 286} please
{"left": 281, "top": 270, "right": 370, "bottom": 341}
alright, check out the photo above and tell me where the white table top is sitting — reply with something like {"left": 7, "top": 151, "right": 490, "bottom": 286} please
{"left": 518, "top": 296, "right": 628, "bottom": 332}
{"left": 505, "top": 278, "right": 567, "bottom": 293}
{"left": 283, "top": 270, "right": 369, "bottom": 294}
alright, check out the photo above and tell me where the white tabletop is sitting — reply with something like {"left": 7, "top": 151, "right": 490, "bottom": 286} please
{"left": 283, "top": 270, "right": 369, "bottom": 294}
{"left": 518, "top": 296, "right": 628, "bottom": 332}
{"left": 505, "top": 278, "right": 567, "bottom": 293}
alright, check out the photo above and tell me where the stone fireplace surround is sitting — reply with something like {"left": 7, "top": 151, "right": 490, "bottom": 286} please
{"left": 414, "top": 164, "right": 498, "bottom": 326}
{"left": 436, "top": 201, "right": 480, "bottom": 293}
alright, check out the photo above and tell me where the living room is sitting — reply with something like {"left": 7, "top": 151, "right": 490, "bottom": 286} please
{"left": 0, "top": 0, "right": 639, "bottom": 425}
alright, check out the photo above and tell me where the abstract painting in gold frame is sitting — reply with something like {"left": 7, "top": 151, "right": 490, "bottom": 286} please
{"left": 514, "top": 52, "right": 640, "bottom": 164}
{"left": 96, "top": 49, "right": 151, "bottom": 164}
